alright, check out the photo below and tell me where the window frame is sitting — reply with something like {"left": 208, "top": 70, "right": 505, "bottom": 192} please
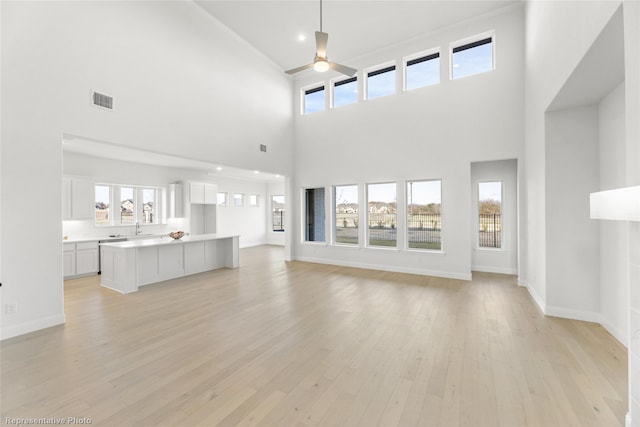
{"left": 271, "top": 195, "right": 285, "bottom": 232}
{"left": 364, "top": 62, "right": 397, "bottom": 101}
{"left": 95, "top": 183, "right": 163, "bottom": 227}
{"left": 331, "top": 76, "right": 358, "bottom": 109}
{"left": 405, "top": 179, "right": 443, "bottom": 252}
{"left": 249, "top": 194, "right": 259, "bottom": 208}
{"left": 403, "top": 48, "right": 441, "bottom": 91}
{"left": 302, "top": 83, "right": 326, "bottom": 115}
{"left": 217, "top": 192, "right": 228, "bottom": 207}
{"left": 477, "top": 180, "right": 503, "bottom": 250}
{"left": 450, "top": 31, "right": 495, "bottom": 80}
{"left": 233, "top": 193, "right": 245, "bottom": 207}
{"left": 303, "top": 187, "right": 326, "bottom": 244}
{"left": 366, "top": 181, "right": 398, "bottom": 249}
{"left": 333, "top": 184, "right": 359, "bottom": 246}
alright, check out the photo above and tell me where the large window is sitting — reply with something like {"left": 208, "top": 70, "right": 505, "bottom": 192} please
{"left": 478, "top": 181, "right": 502, "bottom": 248}
{"left": 332, "top": 76, "right": 357, "bottom": 108}
{"left": 367, "top": 183, "right": 397, "bottom": 247}
{"left": 451, "top": 35, "right": 494, "bottom": 80}
{"left": 305, "top": 188, "right": 325, "bottom": 242}
{"left": 407, "top": 180, "right": 442, "bottom": 250}
{"left": 366, "top": 65, "right": 396, "bottom": 100}
{"left": 95, "top": 184, "right": 162, "bottom": 226}
{"left": 334, "top": 185, "right": 358, "bottom": 245}
{"left": 303, "top": 85, "right": 325, "bottom": 114}
{"left": 405, "top": 52, "right": 440, "bottom": 91}
{"left": 272, "top": 195, "right": 285, "bottom": 232}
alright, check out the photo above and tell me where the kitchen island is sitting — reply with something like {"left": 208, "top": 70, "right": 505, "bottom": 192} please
{"left": 100, "top": 234, "right": 239, "bottom": 293}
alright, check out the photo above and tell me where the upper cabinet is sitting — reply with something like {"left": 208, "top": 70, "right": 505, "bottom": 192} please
{"left": 62, "top": 176, "right": 93, "bottom": 220}
{"left": 189, "top": 182, "right": 217, "bottom": 205}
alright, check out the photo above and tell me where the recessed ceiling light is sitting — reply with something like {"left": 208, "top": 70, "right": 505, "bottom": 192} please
{"left": 276, "top": 174, "right": 281, "bottom": 178}
{"left": 253, "top": 170, "right": 259, "bottom": 174}
{"left": 298, "top": 34, "right": 306, "bottom": 41}
{"left": 216, "top": 166, "right": 222, "bottom": 171}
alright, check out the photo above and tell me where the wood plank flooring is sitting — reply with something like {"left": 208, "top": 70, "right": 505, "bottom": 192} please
{"left": 1, "top": 245, "right": 628, "bottom": 426}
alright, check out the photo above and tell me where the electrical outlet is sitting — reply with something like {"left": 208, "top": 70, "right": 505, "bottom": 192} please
{"left": 6, "top": 303, "right": 17, "bottom": 314}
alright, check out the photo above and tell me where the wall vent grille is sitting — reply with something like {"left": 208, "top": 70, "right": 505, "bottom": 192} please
{"left": 92, "top": 91, "right": 113, "bottom": 110}
{"left": 260, "top": 144, "right": 267, "bottom": 152}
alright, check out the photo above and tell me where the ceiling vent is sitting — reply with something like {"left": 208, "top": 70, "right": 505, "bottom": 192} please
{"left": 91, "top": 91, "right": 113, "bottom": 110}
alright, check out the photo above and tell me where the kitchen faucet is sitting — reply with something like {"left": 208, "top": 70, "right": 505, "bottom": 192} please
{"left": 135, "top": 221, "right": 142, "bottom": 235}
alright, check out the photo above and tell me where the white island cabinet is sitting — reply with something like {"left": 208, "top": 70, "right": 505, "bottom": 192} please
{"left": 100, "top": 234, "right": 239, "bottom": 293}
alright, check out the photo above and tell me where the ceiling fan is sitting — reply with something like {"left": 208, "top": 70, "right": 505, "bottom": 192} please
{"left": 285, "top": 0, "right": 357, "bottom": 77}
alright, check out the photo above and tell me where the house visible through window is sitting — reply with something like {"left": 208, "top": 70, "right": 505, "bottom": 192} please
{"left": 367, "top": 182, "right": 397, "bottom": 247}
{"left": 95, "top": 184, "right": 161, "bottom": 226}
{"left": 406, "top": 52, "right": 440, "bottom": 90}
{"left": 333, "top": 76, "right": 357, "bottom": 108}
{"left": 272, "top": 195, "right": 285, "bottom": 232}
{"left": 452, "top": 36, "right": 494, "bottom": 79}
{"left": 334, "top": 185, "right": 358, "bottom": 245}
{"left": 120, "top": 187, "right": 134, "bottom": 225}
{"left": 304, "top": 85, "right": 325, "bottom": 114}
{"left": 305, "top": 188, "right": 325, "bottom": 242}
{"left": 95, "top": 185, "right": 110, "bottom": 225}
{"left": 366, "top": 65, "right": 396, "bottom": 100}
{"left": 407, "top": 180, "right": 442, "bottom": 250}
{"left": 478, "top": 181, "right": 502, "bottom": 248}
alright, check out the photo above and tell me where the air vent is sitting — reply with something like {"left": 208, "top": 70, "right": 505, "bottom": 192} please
{"left": 91, "top": 91, "right": 113, "bottom": 110}
{"left": 260, "top": 144, "right": 267, "bottom": 152}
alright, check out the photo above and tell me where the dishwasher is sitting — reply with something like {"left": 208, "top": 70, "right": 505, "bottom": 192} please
{"left": 98, "top": 237, "right": 127, "bottom": 274}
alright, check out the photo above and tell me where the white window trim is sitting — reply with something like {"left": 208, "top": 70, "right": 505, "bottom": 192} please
{"left": 477, "top": 179, "right": 504, "bottom": 251}
{"left": 95, "top": 183, "right": 164, "bottom": 227}
{"left": 332, "top": 184, "right": 359, "bottom": 246}
{"left": 403, "top": 47, "right": 441, "bottom": 92}
{"left": 404, "top": 179, "right": 444, "bottom": 253}
{"left": 363, "top": 61, "right": 397, "bottom": 101}
{"left": 330, "top": 75, "right": 358, "bottom": 109}
{"left": 301, "top": 186, "right": 328, "bottom": 245}
{"left": 449, "top": 30, "right": 496, "bottom": 81}
{"left": 217, "top": 192, "right": 228, "bottom": 207}
{"left": 233, "top": 193, "right": 245, "bottom": 207}
{"left": 365, "top": 181, "right": 398, "bottom": 249}
{"left": 249, "top": 194, "right": 259, "bottom": 207}
{"left": 301, "top": 82, "right": 326, "bottom": 115}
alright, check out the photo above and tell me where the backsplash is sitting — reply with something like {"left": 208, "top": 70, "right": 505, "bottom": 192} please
{"left": 63, "top": 218, "right": 187, "bottom": 240}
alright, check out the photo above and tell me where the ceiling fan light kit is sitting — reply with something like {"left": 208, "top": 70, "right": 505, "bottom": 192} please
{"left": 285, "top": 0, "right": 356, "bottom": 77}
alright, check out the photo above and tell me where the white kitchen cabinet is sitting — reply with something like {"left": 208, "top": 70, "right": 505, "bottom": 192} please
{"left": 62, "top": 177, "right": 93, "bottom": 220}
{"left": 189, "top": 182, "right": 217, "bottom": 205}
{"left": 63, "top": 241, "right": 99, "bottom": 278}
{"left": 63, "top": 243, "right": 76, "bottom": 278}
{"left": 168, "top": 183, "right": 183, "bottom": 218}
{"left": 76, "top": 241, "right": 99, "bottom": 275}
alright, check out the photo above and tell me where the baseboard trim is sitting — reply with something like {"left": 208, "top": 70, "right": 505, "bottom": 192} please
{"left": 599, "top": 316, "right": 628, "bottom": 347}
{"left": 524, "top": 283, "right": 546, "bottom": 314}
{"left": 1, "top": 313, "right": 66, "bottom": 341}
{"left": 545, "top": 305, "right": 600, "bottom": 323}
{"left": 471, "top": 265, "right": 518, "bottom": 275}
{"left": 294, "top": 256, "right": 472, "bottom": 281}
{"left": 625, "top": 412, "right": 631, "bottom": 427}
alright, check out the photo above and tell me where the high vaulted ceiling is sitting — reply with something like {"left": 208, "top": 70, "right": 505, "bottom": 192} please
{"left": 195, "top": 1, "right": 520, "bottom": 74}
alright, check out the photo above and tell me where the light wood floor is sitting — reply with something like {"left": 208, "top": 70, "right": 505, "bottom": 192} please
{"left": 1, "top": 246, "right": 628, "bottom": 426}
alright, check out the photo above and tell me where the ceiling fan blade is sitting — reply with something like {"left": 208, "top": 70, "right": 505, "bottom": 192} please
{"left": 285, "top": 63, "right": 314, "bottom": 75}
{"left": 315, "top": 31, "right": 328, "bottom": 58}
{"left": 329, "top": 62, "right": 357, "bottom": 77}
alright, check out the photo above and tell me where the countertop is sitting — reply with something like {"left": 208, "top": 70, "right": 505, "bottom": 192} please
{"left": 99, "top": 234, "right": 239, "bottom": 249}
{"left": 63, "top": 234, "right": 164, "bottom": 244}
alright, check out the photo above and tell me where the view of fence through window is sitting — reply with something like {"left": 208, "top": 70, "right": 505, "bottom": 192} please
{"left": 478, "top": 181, "right": 502, "bottom": 248}
{"left": 367, "top": 183, "right": 397, "bottom": 247}
{"left": 407, "top": 180, "right": 442, "bottom": 250}
{"left": 272, "top": 195, "right": 284, "bottom": 232}
{"left": 334, "top": 185, "right": 358, "bottom": 245}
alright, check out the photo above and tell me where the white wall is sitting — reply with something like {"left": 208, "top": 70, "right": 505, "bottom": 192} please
{"left": 623, "top": 1, "right": 640, "bottom": 425}
{"left": 1, "top": 1, "right": 292, "bottom": 339}
{"left": 544, "top": 105, "right": 601, "bottom": 320}
{"left": 598, "top": 82, "right": 628, "bottom": 344}
{"left": 291, "top": 5, "right": 524, "bottom": 280}
{"left": 523, "top": 0, "right": 620, "bottom": 310}
{"left": 471, "top": 159, "right": 518, "bottom": 275}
